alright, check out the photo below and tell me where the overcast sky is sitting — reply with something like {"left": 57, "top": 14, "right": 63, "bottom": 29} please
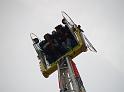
{"left": 0, "top": 0, "right": 124, "bottom": 92}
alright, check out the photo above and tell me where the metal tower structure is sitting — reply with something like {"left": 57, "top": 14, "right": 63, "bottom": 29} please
{"left": 58, "top": 57, "right": 86, "bottom": 92}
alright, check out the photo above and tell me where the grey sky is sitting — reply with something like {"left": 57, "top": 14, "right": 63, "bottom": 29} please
{"left": 0, "top": 0, "right": 124, "bottom": 92}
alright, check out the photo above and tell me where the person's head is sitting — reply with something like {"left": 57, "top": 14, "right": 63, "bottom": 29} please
{"left": 52, "top": 30, "right": 56, "bottom": 35}
{"left": 44, "top": 33, "right": 52, "bottom": 41}
{"left": 55, "top": 25, "right": 62, "bottom": 30}
{"left": 33, "top": 38, "right": 39, "bottom": 44}
{"left": 55, "top": 25, "right": 63, "bottom": 33}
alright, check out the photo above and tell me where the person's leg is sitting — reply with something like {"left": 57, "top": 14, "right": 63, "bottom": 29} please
{"left": 71, "top": 38, "right": 78, "bottom": 47}
{"left": 46, "top": 55, "right": 54, "bottom": 64}
{"left": 66, "top": 38, "right": 72, "bottom": 48}
{"left": 57, "top": 44, "right": 67, "bottom": 55}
